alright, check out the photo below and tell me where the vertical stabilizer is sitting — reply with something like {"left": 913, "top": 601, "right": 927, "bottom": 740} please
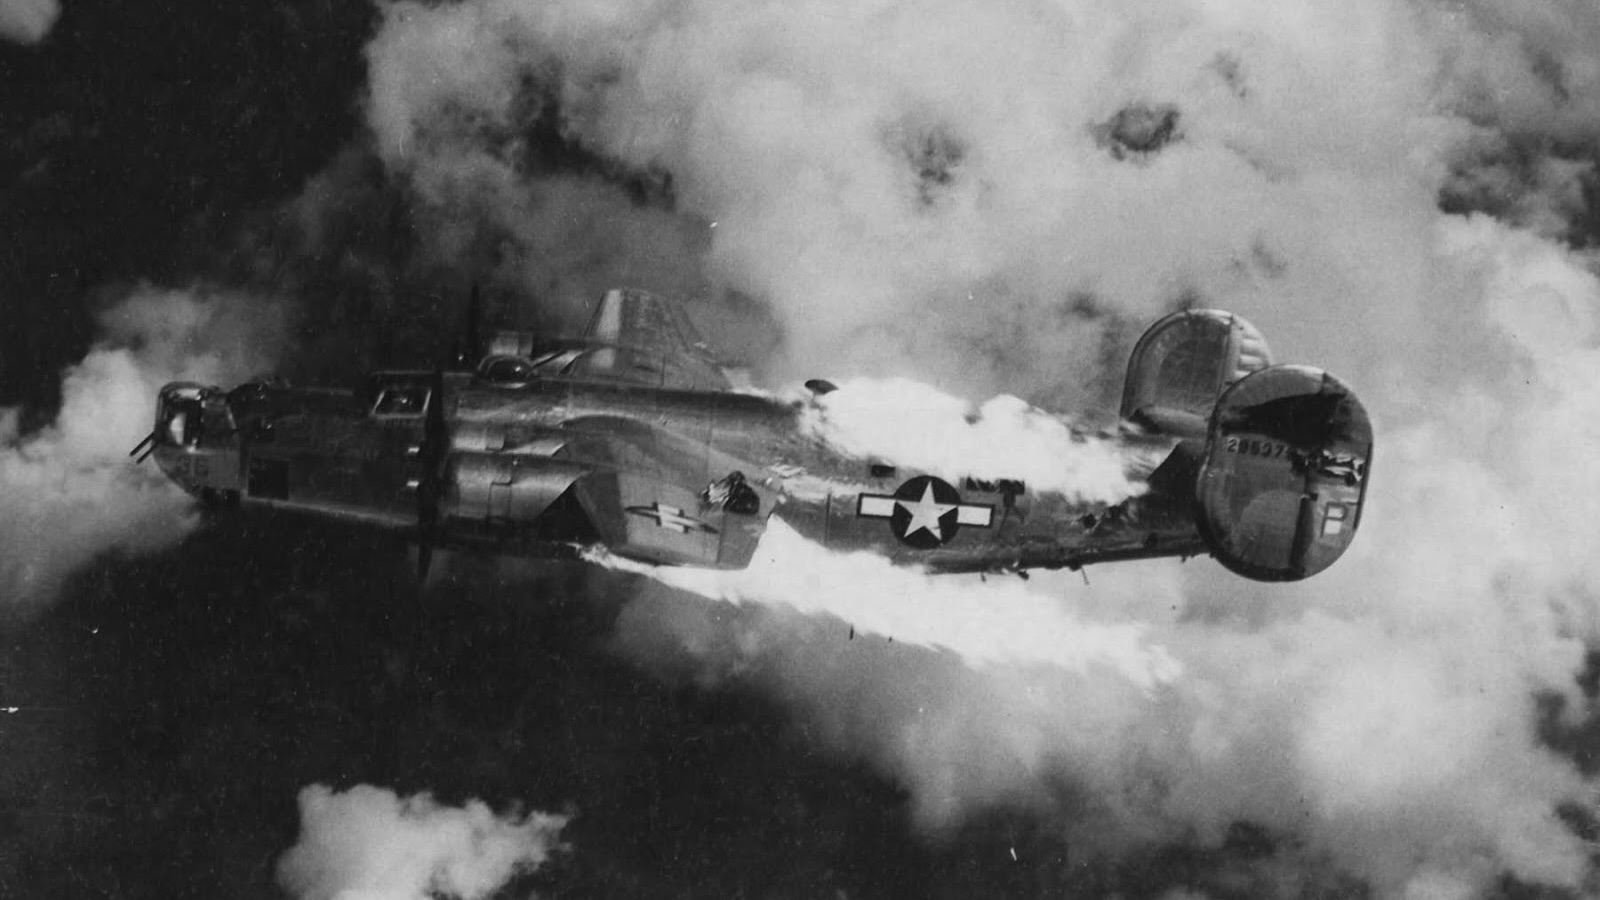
{"left": 1121, "top": 309, "right": 1273, "bottom": 437}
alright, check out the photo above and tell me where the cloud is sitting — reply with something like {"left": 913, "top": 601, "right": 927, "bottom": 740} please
{"left": 357, "top": 0, "right": 1600, "bottom": 896}
{"left": 0, "top": 0, "right": 59, "bottom": 44}
{"left": 277, "top": 784, "right": 568, "bottom": 900}
{"left": 0, "top": 285, "right": 285, "bottom": 613}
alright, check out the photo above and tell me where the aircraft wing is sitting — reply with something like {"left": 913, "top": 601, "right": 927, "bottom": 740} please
{"left": 549, "top": 418, "right": 775, "bottom": 569}
{"left": 566, "top": 288, "right": 732, "bottom": 392}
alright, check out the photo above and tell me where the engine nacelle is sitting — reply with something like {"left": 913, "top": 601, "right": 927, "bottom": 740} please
{"left": 1194, "top": 365, "right": 1372, "bottom": 581}
{"left": 441, "top": 452, "right": 590, "bottom": 527}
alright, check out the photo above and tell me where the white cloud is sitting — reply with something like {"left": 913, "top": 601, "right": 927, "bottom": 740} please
{"left": 277, "top": 784, "right": 568, "bottom": 900}
{"left": 0, "top": 0, "right": 59, "bottom": 44}
{"left": 0, "top": 286, "right": 285, "bottom": 612}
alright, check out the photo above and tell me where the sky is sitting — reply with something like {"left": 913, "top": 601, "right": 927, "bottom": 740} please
{"left": 2, "top": 1, "right": 1600, "bottom": 898}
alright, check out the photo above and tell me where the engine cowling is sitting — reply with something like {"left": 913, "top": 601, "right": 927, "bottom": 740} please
{"left": 1195, "top": 364, "right": 1372, "bottom": 581}
{"left": 441, "top": 452, "right": 590, "bottom": 526}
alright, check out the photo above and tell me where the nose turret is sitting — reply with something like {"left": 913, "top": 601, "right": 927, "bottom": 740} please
{"left": 135, "top": 382, "right": 243, "bottom": 502}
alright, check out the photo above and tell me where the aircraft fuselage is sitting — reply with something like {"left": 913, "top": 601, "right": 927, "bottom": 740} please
{"left": 140, "top": 301, "right": 1371, "bottom": 582}
{"left": 151, "top": 372, "right": 1201, "bottom": 575}
{"left": 454, "top": 376, "right": 1202, "bottom": 572}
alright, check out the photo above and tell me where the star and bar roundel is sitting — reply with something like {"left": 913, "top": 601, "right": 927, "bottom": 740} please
{"left": 856, "top": 475, "right": 994, "bottom": 549}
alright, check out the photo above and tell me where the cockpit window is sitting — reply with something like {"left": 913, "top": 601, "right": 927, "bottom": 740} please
{"left": 372, "top": 386, "right": 430, "bottom": 417}
{"left": 165, "top": 410, "right": 189, "bottom": 445}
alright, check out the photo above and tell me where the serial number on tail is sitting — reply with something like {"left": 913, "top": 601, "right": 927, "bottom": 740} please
{"left": 1224, "top": 437, "right": 1288, "bottom": 458}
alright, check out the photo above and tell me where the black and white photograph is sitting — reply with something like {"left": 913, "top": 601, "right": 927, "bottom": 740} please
{"left": 2, "top": 0, "right": 1599, "bottom": 897}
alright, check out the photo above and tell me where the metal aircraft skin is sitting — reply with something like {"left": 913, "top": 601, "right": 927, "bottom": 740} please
{"left": 134, "top": 288, "right": 1373, "bottom": 582}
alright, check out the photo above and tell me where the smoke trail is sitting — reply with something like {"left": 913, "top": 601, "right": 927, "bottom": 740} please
{"left": 276, "top": 784, "right": 568, "bottom": 900}
{"left": 0, "top": 285, "right": 285, "bottom": 613}
{"left": 358, "top": 0, "right": 1600, "bottom": 896}
{"left": 599, "top": 518, "right": 1181, "bottom": 688}
{"left": 797, "top": 377, "right": 1143, "bottom": 501}
{"left": 0, "top": 0, "right": 59, "bottom": 44}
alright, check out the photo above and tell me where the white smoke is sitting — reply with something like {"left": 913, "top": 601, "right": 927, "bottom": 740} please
{"left": 598, "top": 518, "right": 1180, "bottom": 688}
{"left": 362, "top": 0, "right": 1600, "bottom": 896}
{"left": 0, "top": 285, "right": 285, "bottom": 613}
{"left": 362, "top": 4, "right": 713, "bottom": 325}
{"left": 610, "top": 567, "right": 1193, "bottom": 832}
{"left": 797, "top": 377, "right": 1143, "bottom": 502}
{"left": 276, "top": 784, "right": 568, "bottom": 900}
{"left": 0, "top": 0, "right": 59, "bottom": 44}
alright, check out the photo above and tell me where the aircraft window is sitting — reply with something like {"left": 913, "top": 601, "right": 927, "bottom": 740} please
{"left": 166, "top": 410, "right": 188, "bottom": 446}
{"left": 372, "top": 386, "right": 429, "bottom": 417}
{"left": 159, "top": 395, "right": 206, "bottom": 447}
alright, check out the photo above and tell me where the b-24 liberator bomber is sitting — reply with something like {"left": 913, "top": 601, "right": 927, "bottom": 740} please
{"left": 133, "top": 288, "right": 1372, "bottom": 582}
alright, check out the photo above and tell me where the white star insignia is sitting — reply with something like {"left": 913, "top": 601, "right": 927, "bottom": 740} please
{"left": 898, "top": 481, "right": 954, "bottom": 541}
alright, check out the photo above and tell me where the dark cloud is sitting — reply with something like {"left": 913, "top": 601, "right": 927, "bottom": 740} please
{"left": 0, "top": 0, "right": 375, "bottom": 406}
{"left": 1094, "top": 103, "right": 1184, "bottom": 161}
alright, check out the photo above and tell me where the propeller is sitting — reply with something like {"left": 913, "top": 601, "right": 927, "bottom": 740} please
{"left": 416, "top": 283, "right": 482, "bottom": 579}
{"left": 414, "top": 367, "right": 448, "bottom": 581}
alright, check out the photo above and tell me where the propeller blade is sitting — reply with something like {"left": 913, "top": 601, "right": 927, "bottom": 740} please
{"left": 418, "top": 539, "right": 435, "bottom": 581}
{"left": 413, "top": 367, "right": 449, "bottom": 582}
